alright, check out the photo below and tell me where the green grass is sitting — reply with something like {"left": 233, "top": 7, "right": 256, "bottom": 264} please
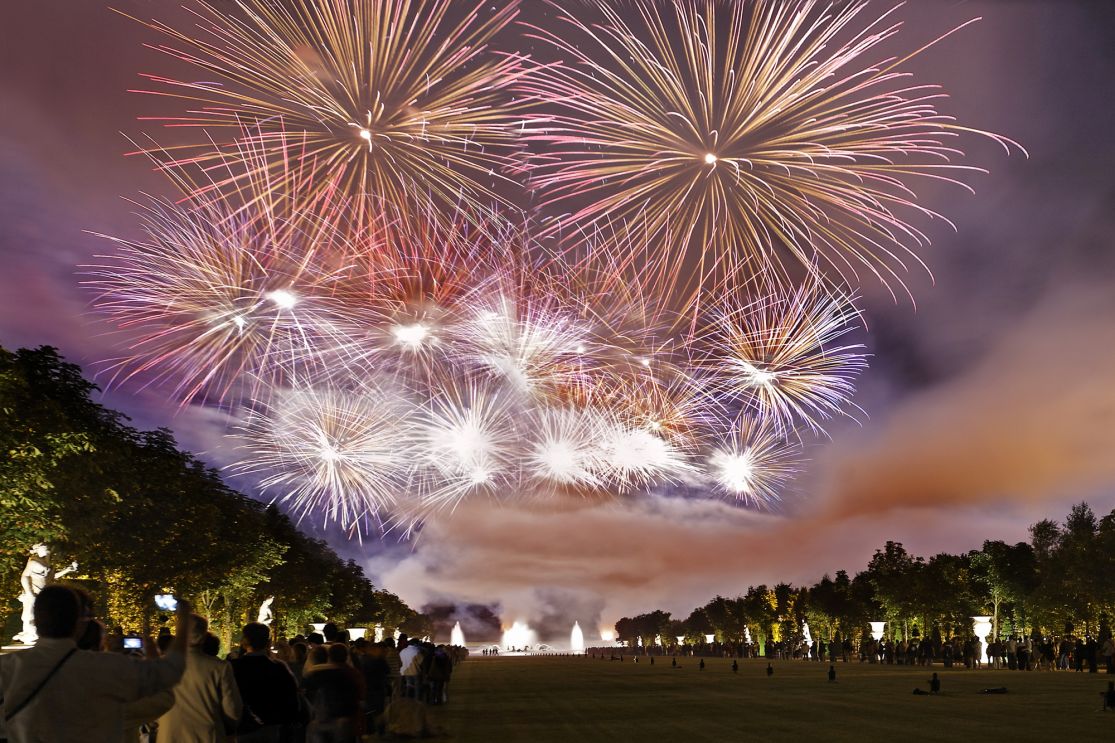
{"left": 431, "top": 656, "right": 1113, "bottom": 742}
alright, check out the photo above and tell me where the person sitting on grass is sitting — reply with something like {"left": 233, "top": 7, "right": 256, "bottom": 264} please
{"left": 766, "top": 663, "right": 774, "bottom": 677}
{"left": 929, "top": 672, "right": 941, "bottom": 694}
{"left": 1101, "top": 680, "right": 1115, "bottom": 711}
{"left": 828, "top": 665, "right": 836, "bottom": 682}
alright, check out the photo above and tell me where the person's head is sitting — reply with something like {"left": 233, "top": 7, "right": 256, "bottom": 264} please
{"left": 273, "top": 640, "right": 293, "bottom": 663}
{"left": 242, "top": 622, "right": 271, "bottom": 652}
{"left": 188, "top": 614, "right": 209, "bottom": 647}
{"left": 77, "top": 618, "right": 106, "bottom": 651}
{"left": 202, "top": 632, "right": 221, "bottom": 657}
{"left": 336, "top": 629, "right": 350, "bottom": 644}
{"left": 293, "top": 641, "right": 308, "bottom": 664}
{"left": 328, "top": 643, "right": 350, "bottom": 665}
{"left": 307, "top": 632, "right": 325, "bottom": 646}
{"left": 323, "top": 622, "right": 340, "bottom": 642}
{"left": 157, "top": 633, "right": 175, "bottom": 655}
{"left": 309, "top": 645, "right": 328, "bottom": 666}
{"left": 32, "top": 543, "right": 49, "bottom": 559}
{"left": 33, "top": 585, "right": 80, "bottom": 639}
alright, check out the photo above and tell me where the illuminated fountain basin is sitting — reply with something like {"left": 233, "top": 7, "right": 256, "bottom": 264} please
{"left": 451, "top": 622, "right": 466, "bottom": 647}
{"left": 501, "top": 620, "right": 537, "bottom": 653}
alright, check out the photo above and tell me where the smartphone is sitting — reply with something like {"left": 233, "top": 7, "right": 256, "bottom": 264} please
{"left": 124, "top": 637, "right": 143, "bottom": 650}
{"left": 154, "top": 594, "right": 178, "bottom": 612}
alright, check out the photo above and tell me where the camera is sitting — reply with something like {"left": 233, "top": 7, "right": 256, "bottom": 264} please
{"left": 154, "top": 594, "right": 178, "bottom": 612}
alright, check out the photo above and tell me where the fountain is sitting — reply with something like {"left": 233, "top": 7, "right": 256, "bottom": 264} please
{"left": 869, "top": 621, "right": 886, "bottom": 642}
{"left": 348, "top": 628, "right": 367, "bottom": 641}
{"left": 451, "top": 621, "right": 466, "bottom": 647}
{"left": 600, "top": 629, "right": 615, "bottom": 643}
{"left": 373, "top": 624, "right": 384, "bottom": 643}
{"left": 571, "top": 622, "right": 585, "bottom": 653}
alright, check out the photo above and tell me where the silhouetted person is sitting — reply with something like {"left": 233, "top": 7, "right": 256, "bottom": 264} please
{"left": 828, "top": 665, "right": 836, "bottom": 682}
{"left": 699, "top": 658, "right": 705, "bottom": 671}
{"left": 671, "top": 657, "right": 677, "bottom": 668}
{"left": 1102, "top": 681, "right": 1115, "bottom": 711}
{"left": 766, "top": 663, "right": 774, "bottom": 677}
{"left": 231, "top": 622, "right": 301, "bottom": 741}
{"left": 731, "top": 660, "right": 738, "bottom": 674}
{"left": 929, "top": 672, "right": 940, "bottom": 694}
{"left": 650, "top": 657, "right": 654, "bottom": 665}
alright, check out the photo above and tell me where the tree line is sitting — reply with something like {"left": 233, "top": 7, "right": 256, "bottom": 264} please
{"left": 0, "top": 345, "right": 429, "bottom": 649}
{"left": 614, "top": 502, "right": 1115, "bottom": 652}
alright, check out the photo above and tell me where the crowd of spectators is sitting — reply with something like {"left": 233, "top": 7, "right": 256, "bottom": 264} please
{"left": 0, "top": 585, "right": 467, "bottom": 742}
{"left": 586, "top": 631, "right": 1115, "bottom": 673}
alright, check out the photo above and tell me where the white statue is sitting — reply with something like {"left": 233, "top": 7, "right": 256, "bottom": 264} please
{"left": 13, "top": 544, "right": 77, "bottom": 645}
{"left": 257, "top": 596, "right": 274, "bottom": 625}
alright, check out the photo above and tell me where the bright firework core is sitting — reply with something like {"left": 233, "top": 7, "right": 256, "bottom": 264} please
{"left": 713, "top": 450, "right": 754, "bottom": 494}
{"left": 267, "top": 289, "right": 297, "bottom": 310}
{"left": 703, "top": 152, "right": 718, "bottom": 165}
{"left": 392, "top": 322, "right": 429, "bottom": 349}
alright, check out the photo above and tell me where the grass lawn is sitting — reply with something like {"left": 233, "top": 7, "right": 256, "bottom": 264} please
{"left": 431, "top": 656, "right": 1113, "bottom": 742}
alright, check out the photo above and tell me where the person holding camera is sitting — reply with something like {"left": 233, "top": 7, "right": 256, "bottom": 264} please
{"left": 0, "top": 585, "right": 190, "bottom": 742}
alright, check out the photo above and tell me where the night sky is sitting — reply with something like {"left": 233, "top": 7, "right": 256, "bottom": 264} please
{"left": 3, "top": 1, "right": 1115, "bottom": 640}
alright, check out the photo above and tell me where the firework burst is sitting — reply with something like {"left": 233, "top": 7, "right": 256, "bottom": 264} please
{"left": 416, "top": 378, "right": 520, "bottom": 511}
{"left": 125, "top": 0, "right": 526, "bottom": 224}
{"left": 709, "top": 417, "right": 800, "bottom": 508}
{"left": 525, "top": 406, "right": 608, "bottom": 491}
{"left": 83, "top": 181, "right": 381, "bottom": 406}
{"left": 234, "top": 383, "right": 418, "bottom": 532}
{"left": 695, "top": 277, "right": 868, "bottom": 435}
{"left": 521, "top": 0, "right": 1023, "bottom": 301}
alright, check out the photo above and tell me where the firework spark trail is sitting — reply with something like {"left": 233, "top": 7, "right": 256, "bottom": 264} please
{"left": 122, "top": 0, "right": 527, "bottom": 225}
{"left": 519, "top": 0, "right": 1024, "bottom": 304}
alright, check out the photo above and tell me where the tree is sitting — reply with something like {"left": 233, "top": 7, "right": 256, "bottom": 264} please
{"left": 971, "top": 541, "right": 1038, "bottom": 638}
{"left": 865, "top": 541, "right": 924, "bottom": 639}
{"left": 742, "top": 585, "right": 778, "bottom": 654}
{"left": 0, "top": 345, "right": 425, "bottom": 643}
